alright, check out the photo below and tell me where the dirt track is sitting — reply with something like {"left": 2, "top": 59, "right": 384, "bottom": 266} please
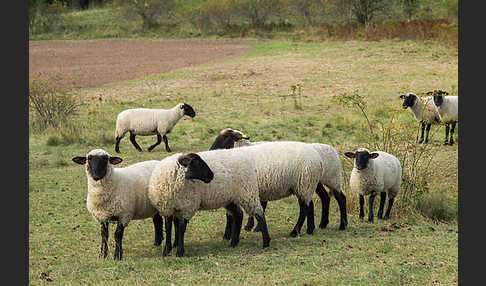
{"left": 29, "top": 39, "right": 256, "bottom": 90}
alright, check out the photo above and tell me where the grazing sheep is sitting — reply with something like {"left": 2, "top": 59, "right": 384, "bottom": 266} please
{"left": 209, "top": 128, "right": 347, "bottom": 238}
{"left": 114, "top": 102, "right": 196, "bottom": 153}
{"left": 148, "top": 150, "right": 271, "bottom": 257}
{"left": 71, "top": 149, "right": 163, "bottom": 260}
{"left": 345, "top": 148, "right": 402, "bottom": 223}
{"left": 428, "top": 90, "right": 458, "bottom": 146}
{"left": 400, "top": 92, "right": 441, "bottom": 144}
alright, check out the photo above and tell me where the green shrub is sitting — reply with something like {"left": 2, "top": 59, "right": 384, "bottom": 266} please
{"left": 29, "top": 74, "right": 82, "bottom": 134}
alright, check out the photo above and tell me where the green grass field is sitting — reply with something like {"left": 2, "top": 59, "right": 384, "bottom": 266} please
{"left": 29, "top": 40, "right": 458, "bottom": 285}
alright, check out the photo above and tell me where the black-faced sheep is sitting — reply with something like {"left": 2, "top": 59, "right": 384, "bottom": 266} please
{"left": 428, "top": 90, "right": 458, "bottom": 146}
{"left": 72, "top": 149, "right": 163, "bottom": 260}
{"left": 400, "top": 92, "right": 441, "bottom": 144}
{"left": 114, "top": 102, "right": 196, "bottom": 153}
{"left": 345, "top": 148, "right": 402, "bottom": 223}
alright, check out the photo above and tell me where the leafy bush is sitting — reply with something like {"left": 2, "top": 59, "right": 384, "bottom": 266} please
{"left": 29, "top": 74, "right": 82, "bottom": 133}
{"left": 415, "top": 192, "right": 457, "bottom": 222}
{"left": 29, "top": 0, "right": 68, "bottom": 35}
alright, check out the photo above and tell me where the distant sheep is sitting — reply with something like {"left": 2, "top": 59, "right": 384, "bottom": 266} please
{"left": 428, "top": 90, "right": 458, "bottom": 146}
{"left": 114, "top": 103, "right": 196, "bottom": 153}
{"left": 148, "top": 150, "right": 270, "bottom": 257}
{"left": 400, "top": 92, "right": 441, "bottom": 144}
{"left": 345, "top": 148, "right": 402, "bottom": 223}
{"left": 72, "top": 149, "right": 162, "bottom": 260}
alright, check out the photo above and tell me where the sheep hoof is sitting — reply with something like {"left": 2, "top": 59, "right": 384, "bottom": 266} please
{"left": 306, "top": 228, "right": 314, "bottom": 235}
{"left": 230, "top": 239, "right": 240, "bottom": 248}
{"left": 289, "top": 230, "right": 299, "bottom": 237}
{"left": 244, "top": 225, "right": 253, "bottom": 232}
{"left": 253, "top": 225, "right": 262, "bottom": 232}
{"left": 319, "top": 221, "right": 329, "bottom": 229}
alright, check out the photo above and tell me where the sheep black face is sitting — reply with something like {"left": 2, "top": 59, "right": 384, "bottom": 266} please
{"left": 178, "top": 153, "right": 214, "bottom": 183}
{"left": 209, "top": 128, "right": 250, "bottom": 150}
{"left": 181, "top": 103, "right": 196, "bottom": 118}
{"left": 72, "top": 154, "right": 123, "bottom": 181}
{"left": 345, "top": 151, "right": 379, "bottom": 170}
{"left": 399, "top": 93, "right": 416, "bottom": 110}
{"left": 433, "top": 94, "right": 444, "bottom": 107}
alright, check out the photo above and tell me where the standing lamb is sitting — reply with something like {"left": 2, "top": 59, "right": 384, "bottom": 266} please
{"left": 114, "top": 102, "right": 196, "bottom": 153}
{"left": 209, "top": 128, "right": 347, "bottom": 238}
{"left": 428, "top": 90, "right": 458, "bottom": 146}
{"left": 72, "top": 149, "right": 163, "bottom": 260}
{"left": 345, "top": 148, "right": 402, "bottom": 223}
{"left": 148, "top": 150, "right": 271, "bottom": 257}
{"left": 400, "top": 92, "right": 441, "bottom": 144}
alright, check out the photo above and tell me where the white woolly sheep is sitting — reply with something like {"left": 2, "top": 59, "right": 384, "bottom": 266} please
{"left": 400, "top": 92, "right": 441, "bottom": 144}
{"left": 429, "top": 90, "right": 458, "bottom": 146}
{"left": 210, "top": 136, "right": 326, "bottom": 238}
{"left": 114, "top": 102, "right": 196, "bottom": 153}
{"left": 72, "top": 149, "right": 163, "bottom": 260}
{"left": 148, "top": 150, "right": 271, "bottom": 257}
{"left": 209, "top": 128, "right": 347, "bottom": 238}
{"left": 344, "top": 148, "right": 402, "bottom": 223}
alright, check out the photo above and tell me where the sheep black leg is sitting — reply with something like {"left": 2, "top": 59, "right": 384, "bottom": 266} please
{"left": 290, "top": 198, "right": 308, "bottom": 237}
{"left": 418, "top": 122, "right": 425, "bottom": 144}
{"left": 255, "top": 214, "right": 271, "bottom": 249}
{"left": 368, "top": 194, "right": 376, "bottom": 223}
{"left": 443, "top": 123, "right": 450, "bottom": 146}
{"left": 449, "top": 121, "right": 456, "bottom": 145}
{"left": 359, "top": 195, "right": 365, "bottom": 219}
{"left": 175, "top": 218, "right": 188, "bottom": 257}
{"left": 163, "top": 216, "right": 173, "bottom": 256}
{"left": 114, "top": 223, "right": 125, "bottom": 260}
{"left": 384, "top": 197, "right": 395, "bottom": 220}
{"left": 163, "top": 135, "right": 172, "bottom": 152}
{"left": 316, "top": 183, "right": 330, "bottom": 229}
{"left": 424, "top": 123, "right": 431, "bottom": 144}
{"left": 334, "top": 190, "right": 348, "bottom": 230}
{"left": 129, "top": 133, "right": 143, "bottom": 152}
{"left": 99, "top": 222, "right": 109, "bottom": 259}
{"left": 153, "top": 213, "right": 164, "bottom": 246}
{"left": 306, "top": 200, "right": 315, "bottom": 235}
{"left": 226, "top": 203, "right": 243, "bottom": 248}
{"left": 377, "top": 192, "right": 386, "bottom": 219}
{"left": 253, "top": 201, "right": 267, "bottom": 232}
{"left": 244, "top": 216, "right": 255, "bottom": 232}
{"left": 115, "top": 137, "right": 122, "bottom": 153}
{"left": 148, "top": 134, "right": 162, "bottom": 152}
{"left": 223, "top": 214, "right": 233, "bottom": 240}
{"left": 173, "top": 217, "right": 179, "bottom": 249}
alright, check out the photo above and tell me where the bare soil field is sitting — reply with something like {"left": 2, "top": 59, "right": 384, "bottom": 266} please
{"left": 29, "top": 39, "right": 257, "bottom": 90}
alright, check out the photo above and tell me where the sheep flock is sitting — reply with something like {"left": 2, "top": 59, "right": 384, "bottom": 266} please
{"left": 71, "top": 90, "right": 457, "bottom": 259}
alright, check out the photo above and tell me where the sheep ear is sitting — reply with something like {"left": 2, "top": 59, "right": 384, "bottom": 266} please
{"left": 399, "top": 95, "right": 405, "bottom": 99}
{"left": 426, "top": 91, "right": 434, "bottom": 95}
{"left": 72, "top": 157, "right": 86, "bottom": 165}
{"left": 370, "top": 153, "right": 379, "bottom": 159}
{"left": 109, "top": 157, "right": 123, "bottom": 165}
{"left": 344, "top": 152, "right": 355, "bottom": 158}
{"left": 180, "top": 104, "right": 184, "bottom": 109}
{"left": 178, "top": 155, "right": 192, "bottom": 167}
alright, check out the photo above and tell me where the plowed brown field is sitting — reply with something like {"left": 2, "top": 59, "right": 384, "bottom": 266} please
{"left": 29, "top": 39, "right": 256, "bottom": 90}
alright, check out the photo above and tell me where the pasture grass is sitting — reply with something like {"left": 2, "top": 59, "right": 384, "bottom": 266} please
{"left": 29, "top": 39, "right": 458, "bottom": 285}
